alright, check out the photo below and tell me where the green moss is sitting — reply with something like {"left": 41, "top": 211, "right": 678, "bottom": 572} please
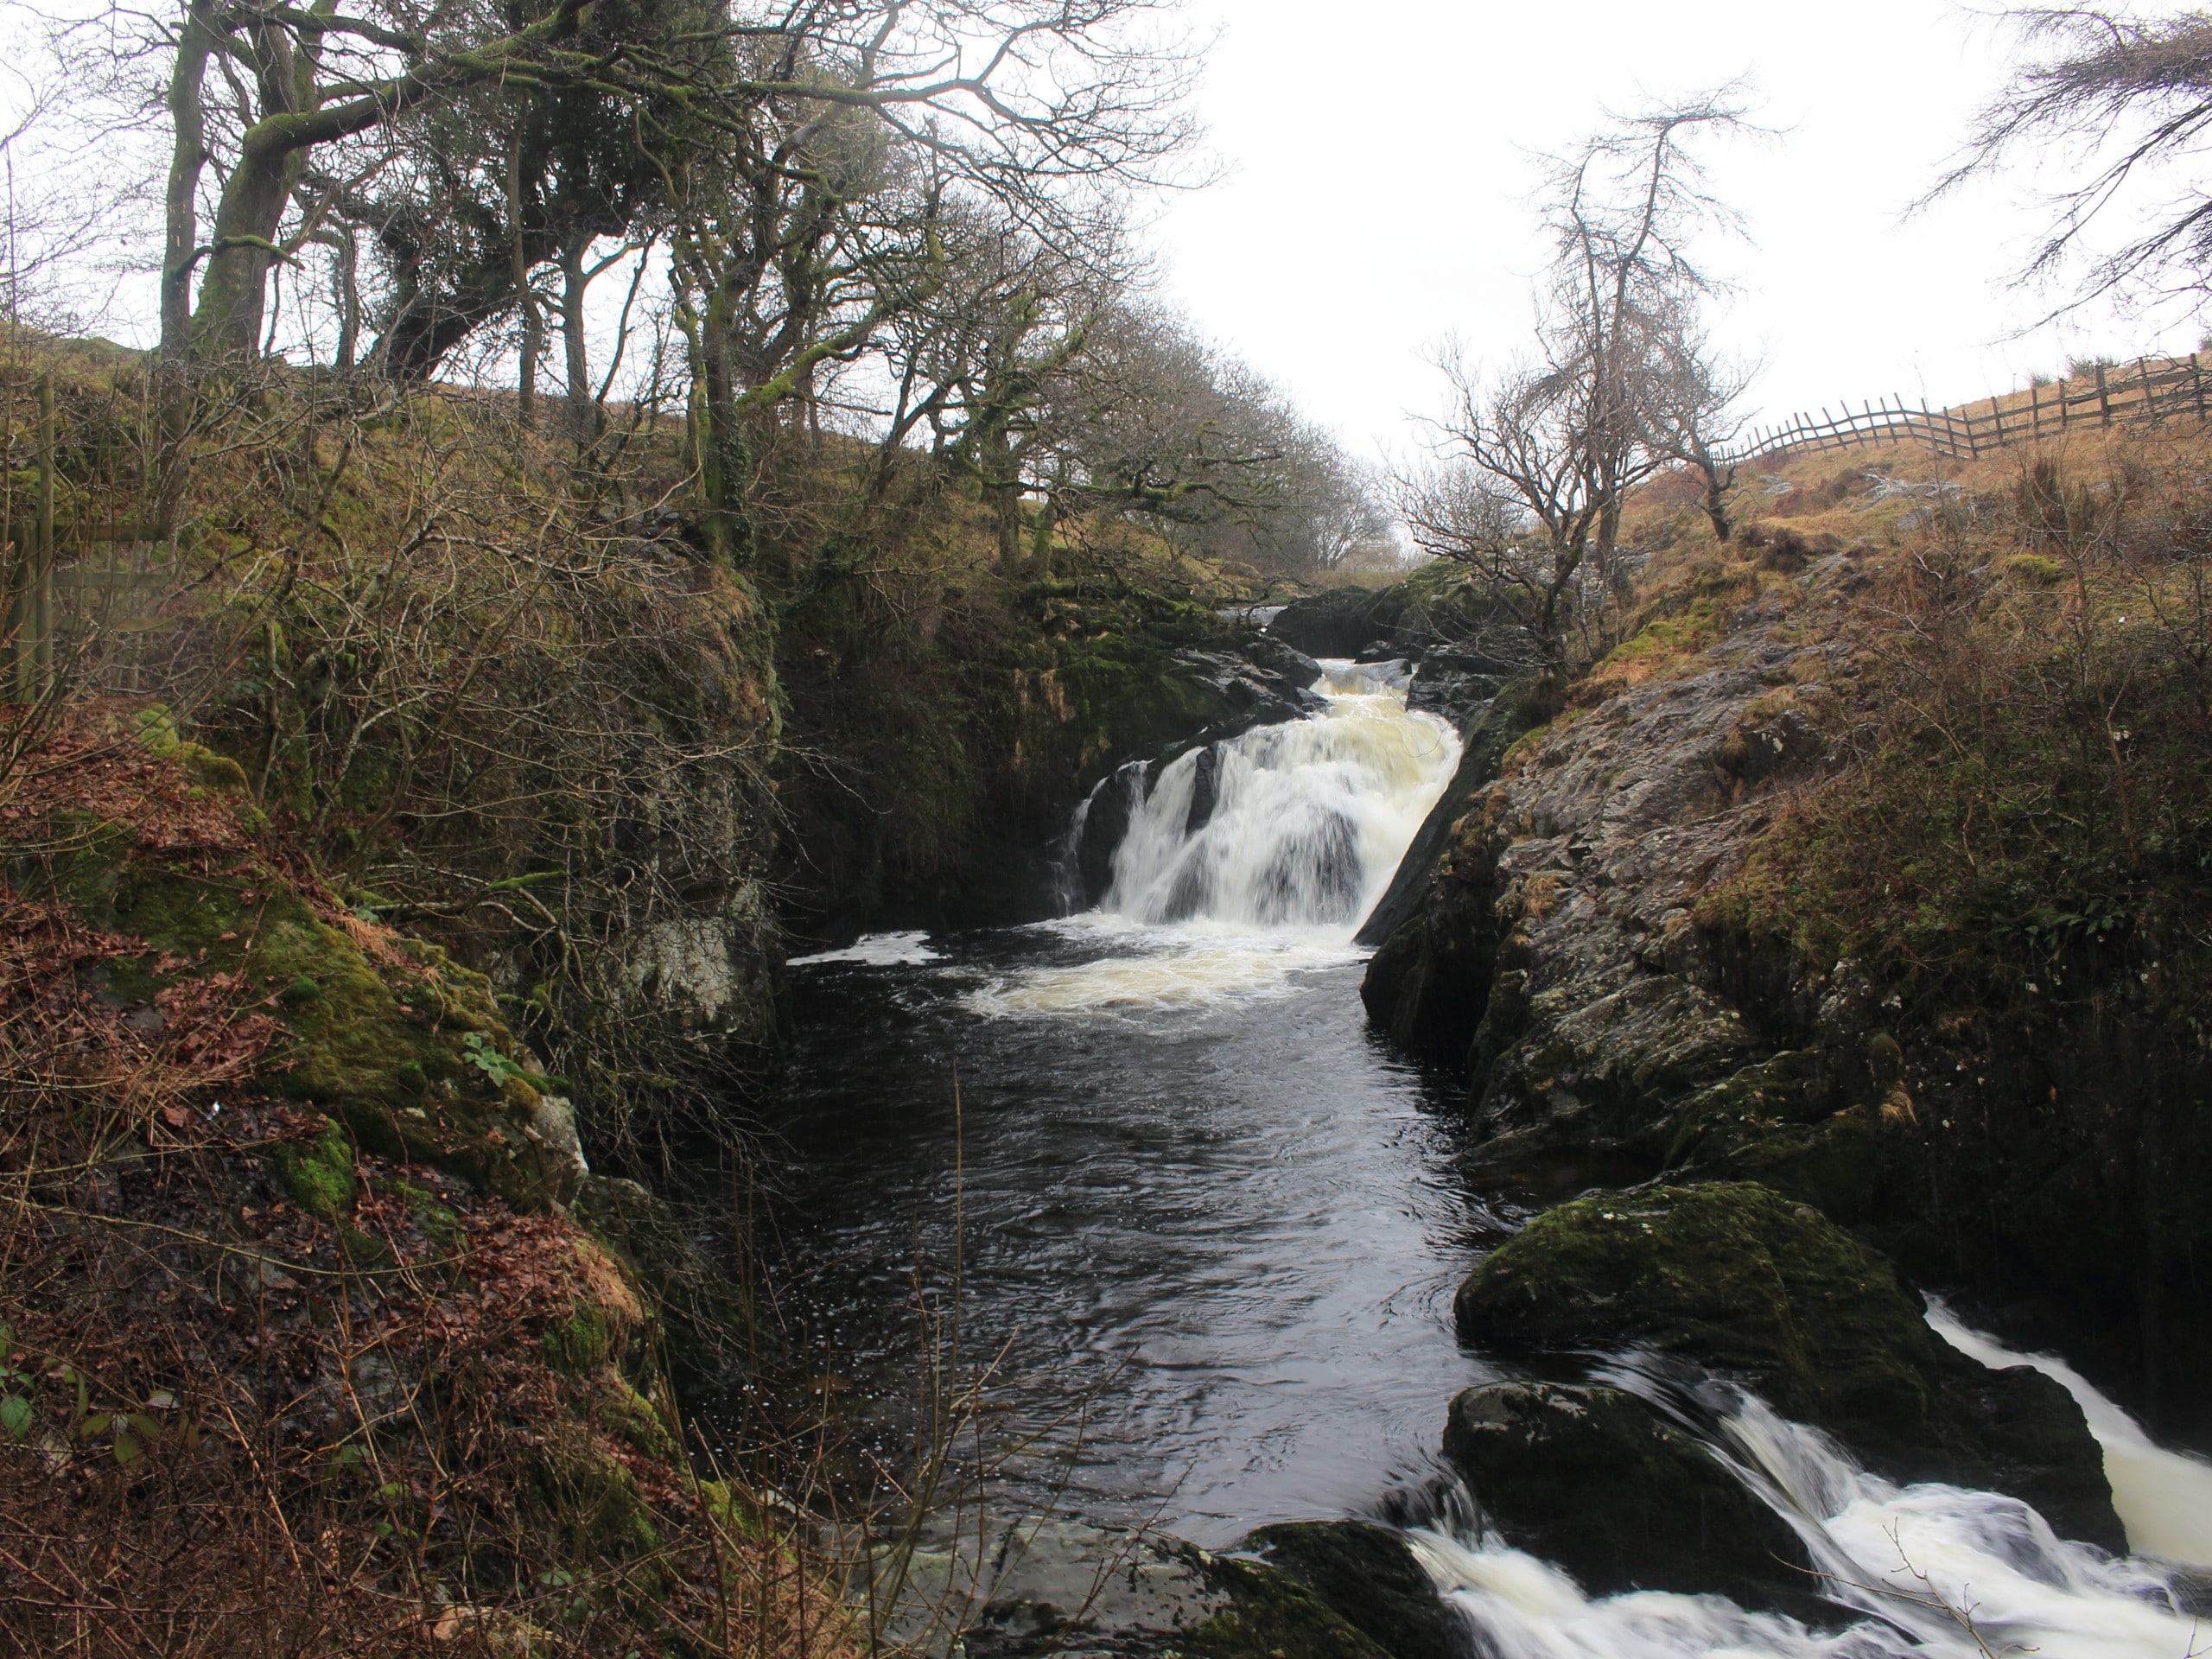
{"left": 338, "top": 1224, "right": 396, "bottom": 1268}
{"left": 379, "top": 1176, "right": 463, "bottom": 1249}
{"left": 543, "top": 1306, "right": 622, "bottom": 1376}
{"left": 16, "top": 809, "right": 570, "bottom": 1213}
{"left": 1454, "top": 1181, "right": 1942, "bottom": 1443}
{"left": 1175, "top": 1544, "right": 1390, "bottom": 1659}
{"left": 597, "top": 1374, "right": 675, "bottom": 1459}
{"left": 1242, "top": 1522, "right": 1460, "bottom": 1659}
{"left": 276, "top": 1117, "right": 357, "bottom": 1221}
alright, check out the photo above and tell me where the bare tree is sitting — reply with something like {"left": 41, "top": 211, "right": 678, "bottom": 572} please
{"left": 1402, "top": 92, "right": 1752, "bottom": 671}
{"left": 1649, "top": 302, "right": 1755, "bottom": 542}
{"left": 1928, "top": 7, "right": 2212, "bottom": 320}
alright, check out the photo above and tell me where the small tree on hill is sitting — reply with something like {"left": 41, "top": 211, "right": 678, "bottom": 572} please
{"left": 1403, "top": 92, "right": 1755, "bottom": 676}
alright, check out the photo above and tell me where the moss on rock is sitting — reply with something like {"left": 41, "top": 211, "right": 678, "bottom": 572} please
{"left": 1453, "top": 1181, "right": 2124, "bottom": 1548}
{"left": 1179, "top": 1543, "right": 1393, "bottom": 1659}
{"left": 29, "top": 824, "right": 574, "bottom": 1212}
{"left": 276, "top": 1116, "right": 357, "bottom": 1220}
{"left": 1455, "top": 1181, "right": 1948, "bottom": 1441}
{"left": 1241, "top": 1521, "right": 1461, "bottom": 1659}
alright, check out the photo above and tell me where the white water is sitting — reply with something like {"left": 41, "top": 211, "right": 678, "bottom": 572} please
{"left": 1929, "top": 1303, "right": 2212, "bottom": 1569}
{"left": 786, "top": 930, "right": 944, "bottom": 968}
{"left": 1102, "top": 660, "right": 1459, "bottom": 935}
{"left": 963, "top": 662, "right": 1459, "bottom": 1018}
{"left": 1408, "top": 1335, "right": 2209, "bottom": 1659}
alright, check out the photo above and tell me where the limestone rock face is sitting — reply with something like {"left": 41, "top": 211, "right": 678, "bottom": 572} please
{"left": 611, "top": 882, "right": 780, "bottom": 1044}
{"left": 1357, "top": 597, "right": 1882, "bottom": 1203}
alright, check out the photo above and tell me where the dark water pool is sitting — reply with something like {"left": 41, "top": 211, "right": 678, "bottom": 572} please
{"left": 753, "top": 918, "right": 1515, "bottom": 1546}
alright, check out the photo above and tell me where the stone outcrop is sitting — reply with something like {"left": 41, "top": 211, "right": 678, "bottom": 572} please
{"left": 876, "top": 1519, "right": 1396, "bottom": 1659}
{"left": 1359, "top": 593, "right": 1877, "bottom": 1202}
{"left": 1241, "top": 1522, "right": 1463, "bottom": 1659}
{"left": 1453, "top": 1182, "right": 2124, "bottom": 1551}
{"left": 1440, "top": 1380, "right": 1816, "bottom": 1614}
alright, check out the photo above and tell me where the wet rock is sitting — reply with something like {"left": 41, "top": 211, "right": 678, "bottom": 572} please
{"left": 1241, "top": 1521, "right": 1461, "bottom": 1659}
{"left": 1405, "top": 652, "right": 1501, "bottom": 727}
{"left": 1076, "top": 763, "right": 1145, "bottom": 906}
{"left": 1354, "top": 690, "right": 1537, "bottom": 962}
{"left": 1185, "top": 745, "right": 1223, "bottom": 834}
{"left": 1271, "top": 587, "right": 1391, "bottom": 658}
{"left": 1453, "top": 1182, "right": 2124, "bottom": 1550}
{"left": 1440, "top": 1381, "right": 1815, "bottom": 1613}
{"left": 1172, "top": 639, "right": 1325, "bottom": 734}
{"left": 877, "top": 1519, "right": 1389, "bottom": 1659}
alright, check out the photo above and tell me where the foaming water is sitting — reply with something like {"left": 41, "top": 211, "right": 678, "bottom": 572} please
{"left": 959, "top": 914, "right": 1360, "bottom": 1017}
{"left": 786, "top": 930, "right": 944, "bottom": 968}
{"left": 1101, "top": 662, "right": 1458, "bottom": 937}
{"left": 1929, "top": 1302, "right": 2212, "bottom": 1568}
{"left": 1404, "top": 1373, "right": 2204, "bottom": 1659}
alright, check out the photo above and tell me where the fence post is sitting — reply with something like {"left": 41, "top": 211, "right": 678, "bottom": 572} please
{"left": 2139, "top": 355, "right": 2157, "bottom": 424}
{"left": 1990, "top": 395, "right": 2005, "bottom": 446}
{"left": 2195, "top": 353, "right": 2207, "bottom": 420}
{"left": 2096, "top": 361, "right": 2112, "bottom": 426}
{"left": 2030, "top": 380, "right": 2041, "bottom": 439}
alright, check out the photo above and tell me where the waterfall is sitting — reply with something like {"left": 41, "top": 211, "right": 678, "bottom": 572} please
{"left": 1400, "top": 1317, "right": 2211, "bottom": 1659}
{"left": 1101, "top": 661, "right": 1459, "bottom": 935}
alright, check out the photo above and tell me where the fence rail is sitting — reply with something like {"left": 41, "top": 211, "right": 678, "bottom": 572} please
{"left": 1722, "top": 353, "right": 2212, "bottom": 467}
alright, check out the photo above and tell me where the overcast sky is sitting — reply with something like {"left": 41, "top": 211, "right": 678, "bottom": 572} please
{"left": 1143, "top": 0, "right": 2209, "bottom": 462}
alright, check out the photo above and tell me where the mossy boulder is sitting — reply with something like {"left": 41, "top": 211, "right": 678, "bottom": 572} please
{"left": 1184, "top": 1547, "right": 1396, "bottom": 1659}
{"left": 29, "top": 811, "right": 575, "bottom": 1213}
{"left": 1241, "top": 1522, "right": 1459, "bottom": 1659}
{"left": 1440, "top": 1382, "right": 1815, "bottom": 1615}
{"left": 1271, "top": 587, "right": 1391, "bottom": 658}
{"left": 1453, "top": 1182, "right": 2123, "bottom": 1549}
{"left": 1458, "top": 1183, "right": 1950, "bottom": 1440}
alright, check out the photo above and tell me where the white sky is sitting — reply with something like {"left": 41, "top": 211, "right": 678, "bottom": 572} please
{"left": 1144, "top": 0, "right": 2209, "bottom": 462}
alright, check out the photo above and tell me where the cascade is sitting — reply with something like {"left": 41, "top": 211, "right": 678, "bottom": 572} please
{"left": 1099, "top": 662, "right": 1459, "bottom": 935}
{"left": 1401, "top": 1314, "right": 2211, "bottom": 1659}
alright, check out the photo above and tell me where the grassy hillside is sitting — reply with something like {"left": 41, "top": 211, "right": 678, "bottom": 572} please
{"left": 1606, "top": 412, "right": 2212, "bottom": 1423}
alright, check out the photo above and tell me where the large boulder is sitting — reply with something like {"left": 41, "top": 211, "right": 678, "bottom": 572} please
{"left": 1240, "top": 1522, "right": 1460, "bottom": 1659}
{"left": 1452, "top": 1182, "right": 2124, "bottom": 1551}
{"left": 1440, "top": 1382, "right": 1817, "bottom": 1615}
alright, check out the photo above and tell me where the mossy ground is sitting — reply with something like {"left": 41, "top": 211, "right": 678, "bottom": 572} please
{"left": 0, "top": 707, "right": 855, "bottom": 1657}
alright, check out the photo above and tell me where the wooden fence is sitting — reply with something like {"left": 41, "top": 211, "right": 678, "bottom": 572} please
{"left": 3, "top": 374, "right": 166, "bottom": 702}
{"left": 1724, "top": 353, "right": 2212, "bottom": 466}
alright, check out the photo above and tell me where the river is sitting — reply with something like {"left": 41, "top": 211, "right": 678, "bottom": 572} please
{"left": 765, "top": 662, "right": 2212, "bottom": 1659}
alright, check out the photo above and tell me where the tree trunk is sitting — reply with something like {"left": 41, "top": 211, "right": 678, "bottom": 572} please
{"left": 1700, "top": 461, "right": 1734, "bottom": 543}
{"left": 190, "top": 24, "right": 317, "bottom": 359}
{"left": 160, "top": 1, "right": 216, "bottom": 399}
{"left": 559, "top": 229, "right": 594, "bottom": 444}
{"left": 508, "top": 132, "right": 541, "bottom": 426}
